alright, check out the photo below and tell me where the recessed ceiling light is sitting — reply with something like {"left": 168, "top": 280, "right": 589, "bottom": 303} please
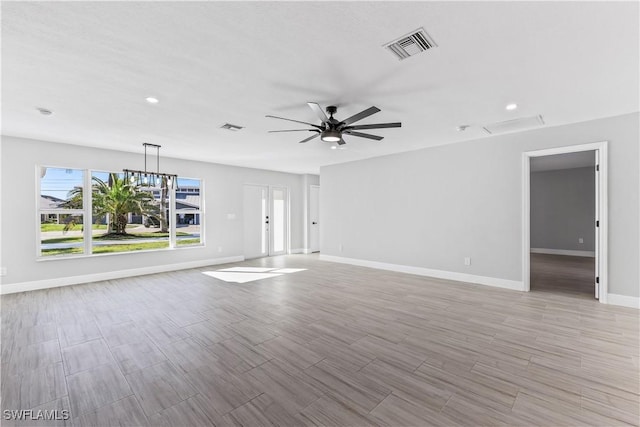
{"left": 456, "top": 125, "right": 469, "bottom": 132}
{"left": 330, "top": 146, "right": 337, "bottom": 150}
{"left": 146, "top": 97, "right": 159, "bottom": 104}
{"left": 36, "top": 107, "right": 53, "bottom": 116}
{"left": 505, "top": 103, "right": 518, "bottom": 111}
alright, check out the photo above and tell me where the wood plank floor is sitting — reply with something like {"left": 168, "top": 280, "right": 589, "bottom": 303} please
{"left": 531, "top": 253, "right": 596, "bottom": 298}
{"left": 1, "top": 255, "right": 638, "bottom": 426}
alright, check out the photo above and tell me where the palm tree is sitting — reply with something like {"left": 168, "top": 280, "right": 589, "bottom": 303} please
{"left": 92, "top": 174, "right": 156, "bottom": 235}
{"left": 159, "top": 175, "right": 169, "bottom": 233}
{"left": 63, "top": 174, "right": 157, "bottom": 235}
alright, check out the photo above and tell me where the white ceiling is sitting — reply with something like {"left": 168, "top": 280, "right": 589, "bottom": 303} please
{"left": 2, "top": 2, "right": 638, "bottom": 174}
{"left": 530, "top": 150, "right": 596, "bottom": 172}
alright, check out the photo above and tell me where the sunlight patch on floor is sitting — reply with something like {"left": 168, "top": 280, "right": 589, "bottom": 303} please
{"left": 202, "top": 271, "right": 282, "bottom": 283}
{"left": 203, "top": 267, "right": 307, "bottom": 283}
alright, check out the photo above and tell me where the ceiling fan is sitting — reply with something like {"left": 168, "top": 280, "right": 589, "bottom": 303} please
{"left": 266, "top": 103, "right": 401, "bottom": 145}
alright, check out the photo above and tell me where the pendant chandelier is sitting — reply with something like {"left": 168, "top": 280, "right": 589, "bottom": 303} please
{"left": 123, "top": 143, "right": 177, "bottom": 188}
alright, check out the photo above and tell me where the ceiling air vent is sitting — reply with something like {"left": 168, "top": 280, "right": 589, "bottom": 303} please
{"left": 220, "top": 123, "right": 243, "bottom": 131}
{"left": 384, "top": 28, "right": 437, "bottom": 61}
{"left": 483, "top": 115, "right": 545, "bottom": 135}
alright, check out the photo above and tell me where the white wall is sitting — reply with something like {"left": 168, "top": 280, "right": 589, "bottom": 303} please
{"left": 320, "top": 113, "right": 639, "bottom": 298}
{"left": 0, "top": 136, "right": 317, "bottom": 289}
{"left": 531, "top": 167, "right": 595, "bottom": 252}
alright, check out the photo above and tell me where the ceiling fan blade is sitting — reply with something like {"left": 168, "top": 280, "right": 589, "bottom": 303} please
{"left": 299, "top": 133, "right": 320, "bottom": 144}
{"left": 337, "top": 138, "right": 346, "bottom": 145}
{"left": 345, "top": 122, "right": 402, "bottom": 130}
{"left": 343, "top": 130, "right": 384, "bottom": 141}
{"left": 266, "top": 115, "right": 322, "bottom": 129}
{"left": 268, "top": 129, "right": 316, "bottom": 133}
{"left": 307, "top": 102, "right": 328, "bottom": 122}
{"left": 341, "top": 106, "right": 381, "bottom": 125}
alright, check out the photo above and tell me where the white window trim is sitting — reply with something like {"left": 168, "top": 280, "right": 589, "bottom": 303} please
{"left": 174, "top": 176, "right": 205, "bottom": 248}
{"left": 36, "top": 166, "right": 205, "bottom": 260}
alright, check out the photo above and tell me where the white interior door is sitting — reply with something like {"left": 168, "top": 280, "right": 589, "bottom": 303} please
{"left": 269, "top": 187, "right": 287, "bottom": 256}
{"left": 594, "top": 150, "right": 600, "bottom": 299}
{"left": 243, "top": 184, "right": 269, "bottom": 259}
{"left": 310, "top": 185, "right": 320, "bottom": 252}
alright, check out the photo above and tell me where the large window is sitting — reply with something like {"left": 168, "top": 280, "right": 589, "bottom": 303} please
{"left": 90, "top": 171, "right": 170, "bottom": 254}
{"left": 38, "top": 166, "right": 203, "bottom": 258}
{"left": 39, "top": 167, "right": 85, "bottom": 257}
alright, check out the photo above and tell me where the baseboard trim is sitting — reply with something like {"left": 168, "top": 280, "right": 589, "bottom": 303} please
{"left": 319, "top": 255, "right": 524, "bottom": 291}
{"left": 290, "top": 248, "right": 316, "bottom": 254}
{"left": 0, "top": 256, "right": 245, "bottom": 295}
{"left": 607, "top": 294, "right": 640, "bottom": 309}
{"left": 530, "top": 248, "right": 595, "bottom": 257}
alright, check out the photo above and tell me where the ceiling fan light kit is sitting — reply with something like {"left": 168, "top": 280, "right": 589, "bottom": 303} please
{"left": 266, "top": 102, "right": 401, "bottom": 146}
{"left": 321, "top": 130, "right": 341, "bottom": 142}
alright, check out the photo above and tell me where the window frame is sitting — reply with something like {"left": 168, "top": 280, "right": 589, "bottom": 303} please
{"left": 174, "top": 177, "right": 205, "bottom": 248}
{"left": 36, "top": 165, "right": 205, "bottom": 261}
{"left": 36, "top": 166, "right": 87, "bottom": 258}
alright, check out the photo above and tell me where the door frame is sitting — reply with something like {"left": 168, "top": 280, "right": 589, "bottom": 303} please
{"left": 243, "top": 184, "right": 270, "bottom": 259}
{"left": 522, "top": 141, "right": 608, "bottom": 303}
{"left": 269, "top": 186, "right": 289, "bottom": 256}
{"left": 309, "top": 185, "right": 320, "bottom": 253}
{"left": 243, "top": 183, "right": 290, "bottom": 258}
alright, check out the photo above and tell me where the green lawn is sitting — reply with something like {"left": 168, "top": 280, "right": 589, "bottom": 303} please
{"left": 41, "top": 247, "right": 84, "bottom": 256}
{"left": 93, "top": 241, "right": 170, "bottom": 254}
{"left": 177, "top": 238, "right": 201, "bottom": 246}
{"left": 40, "top": 223, "right": 136, "bottom": 232}
{"left": 41, "top": 241, "right": 169, "bottom": 256}
{"left": 41, "top": 234, "right": 198, "bottom": 256}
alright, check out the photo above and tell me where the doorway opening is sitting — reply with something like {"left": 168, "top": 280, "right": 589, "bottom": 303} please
{"left": 522, "top": 142, "right": 608, "bottom": 303}
{"left": 243, "top": 184, "right": 289, "bottom": 259}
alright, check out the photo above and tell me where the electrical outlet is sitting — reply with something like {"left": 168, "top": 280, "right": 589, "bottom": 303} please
{"left": 0, "top": 267, "right": 6, "bottom": 276}
{"left": 217, "top": 246, "right": 223, "bottom": 253}
{"left": 578, "top": 237, "right": 584, "bottom": 244}
{"left": 339, "top": 244, "right": 343, "bottom": 253}
{"left": 464, "top": 257, "right": 471, "bottom": 266}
